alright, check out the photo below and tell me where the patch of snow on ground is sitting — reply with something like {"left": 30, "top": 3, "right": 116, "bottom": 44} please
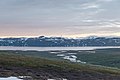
{"left": 0, "top": 77, "right": 22, "bottom": 80}
{"left": 50, "top": 52, "right": 61, "bottom": 54}
{"left": 57, "top": 54, "right": 65, "bottom": 57}
{"left": 76, "top": 60, "right": 86, "bottom": 64}
{"left": 63, "top": 56, "right": 77, "bottom": 62}
{"left": 55, "top": 51, "right": 86, "bottom": 63}
{"left": 71, "top": 55, "right": 77, "bottom": 58}
{"left": 67, "top": 53, "right": 77, "bottom": 55}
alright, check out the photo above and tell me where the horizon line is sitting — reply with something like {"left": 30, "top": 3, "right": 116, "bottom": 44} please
{"left": 0, "top": 35, "right": 120, "bottom": 38}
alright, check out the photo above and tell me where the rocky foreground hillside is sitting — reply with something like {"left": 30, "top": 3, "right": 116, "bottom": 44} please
{"left": 0, "top": 51, "right": 120, "bottom": 80}
{"left": 0, "top": 36, "right": 120, "bottom": 47}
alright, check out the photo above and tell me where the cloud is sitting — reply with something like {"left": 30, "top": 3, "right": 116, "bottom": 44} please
{"left": 0, "top": 0, "right": 119, "bottom": 37}
{"left": 82, "top": 20, "right": 96, "bottom": 22}
{"left": 81, "top": 3, "right": 100, "bottom": 9}
{"left": 98, "top": 0, "right": 114, "bottom": 2}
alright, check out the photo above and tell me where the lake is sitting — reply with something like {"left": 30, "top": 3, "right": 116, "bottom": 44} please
{"left": 0, "top": 46, "right": 120, "bottom": 51}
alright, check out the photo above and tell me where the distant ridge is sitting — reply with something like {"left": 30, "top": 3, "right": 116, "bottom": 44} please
{"left": 0, "top": 36, "right": 120, "bottom": 47}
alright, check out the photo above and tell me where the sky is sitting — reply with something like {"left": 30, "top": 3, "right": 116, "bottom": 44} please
{"left": 0, "top": 0, "right": 120, "bottom": 38}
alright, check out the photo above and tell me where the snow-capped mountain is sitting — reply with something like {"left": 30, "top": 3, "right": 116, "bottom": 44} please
{"left": 0, "top": 36, "right": 120, "bottom": 47}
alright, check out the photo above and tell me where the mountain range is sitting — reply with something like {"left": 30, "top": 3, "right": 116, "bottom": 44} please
{"left": 0, "top": 36, "right": 120, "bottom": 47}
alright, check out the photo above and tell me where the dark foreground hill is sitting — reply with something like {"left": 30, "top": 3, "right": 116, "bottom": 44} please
{"left": 1, "top": 36, "right": 120, "bottom": 47}
{"left": 0, "top": 51, "right": 120, "bottom": 80}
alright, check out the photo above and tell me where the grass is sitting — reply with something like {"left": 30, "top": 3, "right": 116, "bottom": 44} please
{"left": 1, "top": 49, "right": 120, "bottom": 68}
{"left": 0, "top": 51, "right": 120, "bottom": 76}
{"left": 76, "top": 48, "right": 120, "bottom": 68}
